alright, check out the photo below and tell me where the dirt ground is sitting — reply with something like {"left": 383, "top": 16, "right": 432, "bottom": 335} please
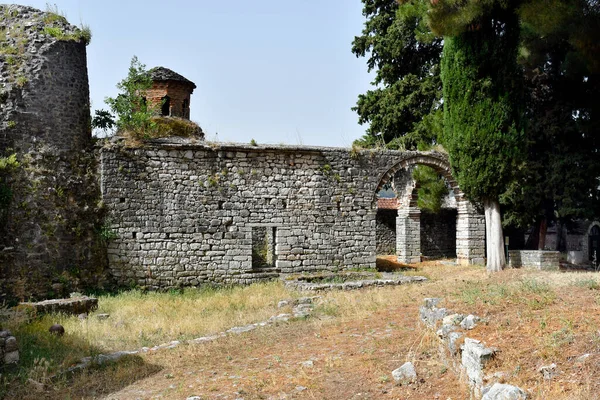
{"left": 9, "top": 260, "right": 600, "bottom": 400}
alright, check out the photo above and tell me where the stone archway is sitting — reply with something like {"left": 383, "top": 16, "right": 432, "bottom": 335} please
{"left": 374, "top": 152, "right": 485, "bottom": 265}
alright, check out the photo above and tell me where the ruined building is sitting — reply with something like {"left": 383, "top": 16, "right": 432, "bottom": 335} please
{"left": 0, "top": 4, "right": 487, "bottom": 300}
{"left": 146, "top": 67, "right": 196, "bottom": 119}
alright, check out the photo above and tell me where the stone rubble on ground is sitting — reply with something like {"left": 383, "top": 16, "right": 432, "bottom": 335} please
{"left": 460, "top": 314, "right": 480, "bottom": 330}
{"left": 462, "top": 338, "right": 496, "bottom": 397}
{"left": 538, "top": 363, "right": 558, "bottom": 380}
{"left": 481, "top": 383, "right": 528, "bottom": 400}
{"left": 392, "top": 362, "right": 417, "bottom": 385}
{"left": 419, "top": 298, "right": 450, "bottom": 328}
{"left": 419, "top": 298, "right": 528, "bottom": 399}
{"left": 285, "top": 275, "right": 427, "bottom": 292}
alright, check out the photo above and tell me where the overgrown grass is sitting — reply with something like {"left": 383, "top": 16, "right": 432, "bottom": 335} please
{"left": 455, "top": 277, "right": 555, "bottom": 309}
{"left": 4, "top": 282, "right": 295, "bottom": 353}
{"left": 121, "top": 116, "right": 203, "bottom": 145}
{"left": 0, "top": 281, "right": 298, "bottom": 396}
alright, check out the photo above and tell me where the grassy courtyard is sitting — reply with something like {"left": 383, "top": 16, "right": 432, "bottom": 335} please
{"left": 1, "top": 261, "right": 600, "bottom": 399}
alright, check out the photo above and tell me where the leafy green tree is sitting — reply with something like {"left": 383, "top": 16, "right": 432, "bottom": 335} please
{"left": 352, "top": 0, "right": 442, "bottom": 150}
{"left": 104, "top": 56, "right": 156, "bottom": 136}
{"left": 501, "top": 0, "right": 600, "bottom": 249}
{"left": 91, "top": 109, "right": 116, "bottom": 136}
{"left": 432, "top": 1, "right": 525, "bottom": 271}
{"left": 413, "top": 165, "right": 448, "bottom": 213}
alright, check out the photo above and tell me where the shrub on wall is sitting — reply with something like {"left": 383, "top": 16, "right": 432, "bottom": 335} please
{"left": 97, "top": 56, "right": 202, "bottom": 143}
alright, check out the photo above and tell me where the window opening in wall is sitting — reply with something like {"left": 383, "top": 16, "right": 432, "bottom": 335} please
{"left": 161, "top": 95, "right": 171, "bottom": 116}
{"left": 252, "top": 227, "right": 276, "bottom": 268}
{"left": 182, "top": 99, "right": 189, "bottom": 118}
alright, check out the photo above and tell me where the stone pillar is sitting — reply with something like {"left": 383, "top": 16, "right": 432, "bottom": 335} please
{"left": 396, "top": 207, "right": 421, "bottom": 264}
{"left": 456, "top": 201, "right": 485, "bottom": 265}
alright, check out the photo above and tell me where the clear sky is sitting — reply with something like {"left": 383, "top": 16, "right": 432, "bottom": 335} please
{"left": 18, "top": 1, "right": 374, "bottom": 147}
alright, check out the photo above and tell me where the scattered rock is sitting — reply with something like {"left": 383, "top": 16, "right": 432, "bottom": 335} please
{"left": 574, "top": 353, "right": 591, "bottom": 363}
{"left": 186, "top": 397, "right": 202, "bottom": 400}
{"left": 4, "top": 350, "right": 19, "bottom": 364}
{"left": 295, "top": 386, "right": 307, "bottom": 392}
{"left": 484, "top": 371, "right": 510, "bottom": 383}
{"left": 482, "top": 383, "right": 528, "bottom": 400}
{"left": 227, "top": 325, "right": 257, "bottom": 335}
{"left": 437, "top": 323, "right": 457, "bottom": 338}
{"left": 443, "top": 313, "right": 465, "bottom": 326}
{"left": 4, "top": 336, "right": 18, "bottom": 352}
{"left": 78, "top": 313, "right": 88, "bottom": 320}
{"left": 295, "top": 296, "right": 321, "bottom": 305}
{"left": 49, "top": 324, "right": 65, "bottom": 336}
{"left": 460, "top": 314, "right": 480, "bottom": 330}
{"left": 300, "top": 360, "right": 314, "bottom": 368}
{"left": 277, "top": 300, "right": 290, "bottom": 308}
{"left": 538, "top": 363, "right": 558, "bottom": 380}
{"left": 462, "top": 338, "right": 496, "bottom": 396}
{"left": 96, "top": 313, "right": 110, "bottom": 320}
{"left": 392, "top": 362, "right": 417, "bottom": 385}
{"left": 447, "top": 331, "right": 464, "bottom": 355}
{"left": 420, "top": 298, "right": 449, "bottom": 328}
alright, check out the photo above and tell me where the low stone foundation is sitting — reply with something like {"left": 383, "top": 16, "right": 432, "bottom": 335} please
{"left": 420, "top": 298, "right": 527, "bottom": 399}
{"left": 508, "top": 250, "right": 560, "bottom": 271}
{"left": 0, "top": 330, "right": 19, "bottom": 366}
{"left": 19, "top": 296, "right": 98, "bottom": 316}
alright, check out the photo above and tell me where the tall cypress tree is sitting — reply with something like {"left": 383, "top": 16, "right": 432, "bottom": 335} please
{"left": 434, "top": 2, "right": 525, "bottom": 271}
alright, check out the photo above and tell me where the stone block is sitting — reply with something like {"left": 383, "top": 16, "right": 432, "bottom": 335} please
{"left": 19, "top": 297, "right": 98, "bottom": 316}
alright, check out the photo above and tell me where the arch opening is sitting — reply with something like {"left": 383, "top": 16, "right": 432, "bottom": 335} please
{"left": 161, "top": 95, "right": 171, "bottom": 116}
{"left": 374, "top": 152, "right": 485, "bottom": 266}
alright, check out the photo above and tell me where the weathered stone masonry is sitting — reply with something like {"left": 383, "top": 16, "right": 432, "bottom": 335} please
{"left": 0, "top": 5, "right": 105, "bottom": 302}
{"left": 101, "top": 141, "right": 485, "bottom": 288}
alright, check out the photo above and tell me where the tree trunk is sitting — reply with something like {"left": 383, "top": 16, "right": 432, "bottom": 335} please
{"left": 538, "top": 217, "right": 547, "bottom": 250}
{"left": 484, "top": 198, "right": 506, "bottom": 272}
{"left": 525, "top": 219, "right": 540, "bottom": 250}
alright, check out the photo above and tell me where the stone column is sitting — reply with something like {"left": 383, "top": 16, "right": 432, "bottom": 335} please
{"left": 396, "top": 207, "right": 421, "bottom": 264}
{"left": 456, "top": 201, "right": 485, "bottom": 265}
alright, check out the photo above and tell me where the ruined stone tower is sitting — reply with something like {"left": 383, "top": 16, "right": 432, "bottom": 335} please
{"left": 147, "top": 67, "right": 196, "bottom": 119}
{"left": 0, "top": 5, "right": 105, "bottom": 302}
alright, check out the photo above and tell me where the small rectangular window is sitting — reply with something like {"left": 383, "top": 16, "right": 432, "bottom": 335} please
{"left": 252, "top": 227, "right": 276, "bottom": 268}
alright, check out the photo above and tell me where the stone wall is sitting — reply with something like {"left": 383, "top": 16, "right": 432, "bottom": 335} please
{"left": 0, "top": 5, "right": 106, "bottom": 302}
{"left": 376, "top": 209, "right": 396, "bottom": 255}
{"left": 421, "top": 209, "right": 457, "bottom": 259}
{"left": 0, "top": 330, "right": 19, "bottom": 366}
{"left": 508, "top": 250, "right": 560, "bottom": 270}
{"left": 100, "top": 141, "right": 485, "bottom": 288}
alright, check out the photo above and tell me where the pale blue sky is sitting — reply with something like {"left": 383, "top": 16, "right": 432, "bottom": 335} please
{"left": 19, "top": 1, "right": 374, "bottom": 147}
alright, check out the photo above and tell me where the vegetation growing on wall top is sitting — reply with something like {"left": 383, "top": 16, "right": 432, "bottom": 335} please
{"left": 97, "top": 56, "right": 203, "bottom": 143}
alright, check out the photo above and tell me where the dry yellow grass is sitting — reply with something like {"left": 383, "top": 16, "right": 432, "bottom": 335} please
{"left": 3, "top": 262, "right": 600, "bottom": 399}
{"left": 40, "top": 281, "right": 297, "bottom": 351}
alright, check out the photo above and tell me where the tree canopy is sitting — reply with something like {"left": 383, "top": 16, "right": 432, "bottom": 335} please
{"left": 354, "top": 0, "right": 600, "bottom": 245}
{"left": 352, "top": 0, "right": 442, "bottom": 150}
